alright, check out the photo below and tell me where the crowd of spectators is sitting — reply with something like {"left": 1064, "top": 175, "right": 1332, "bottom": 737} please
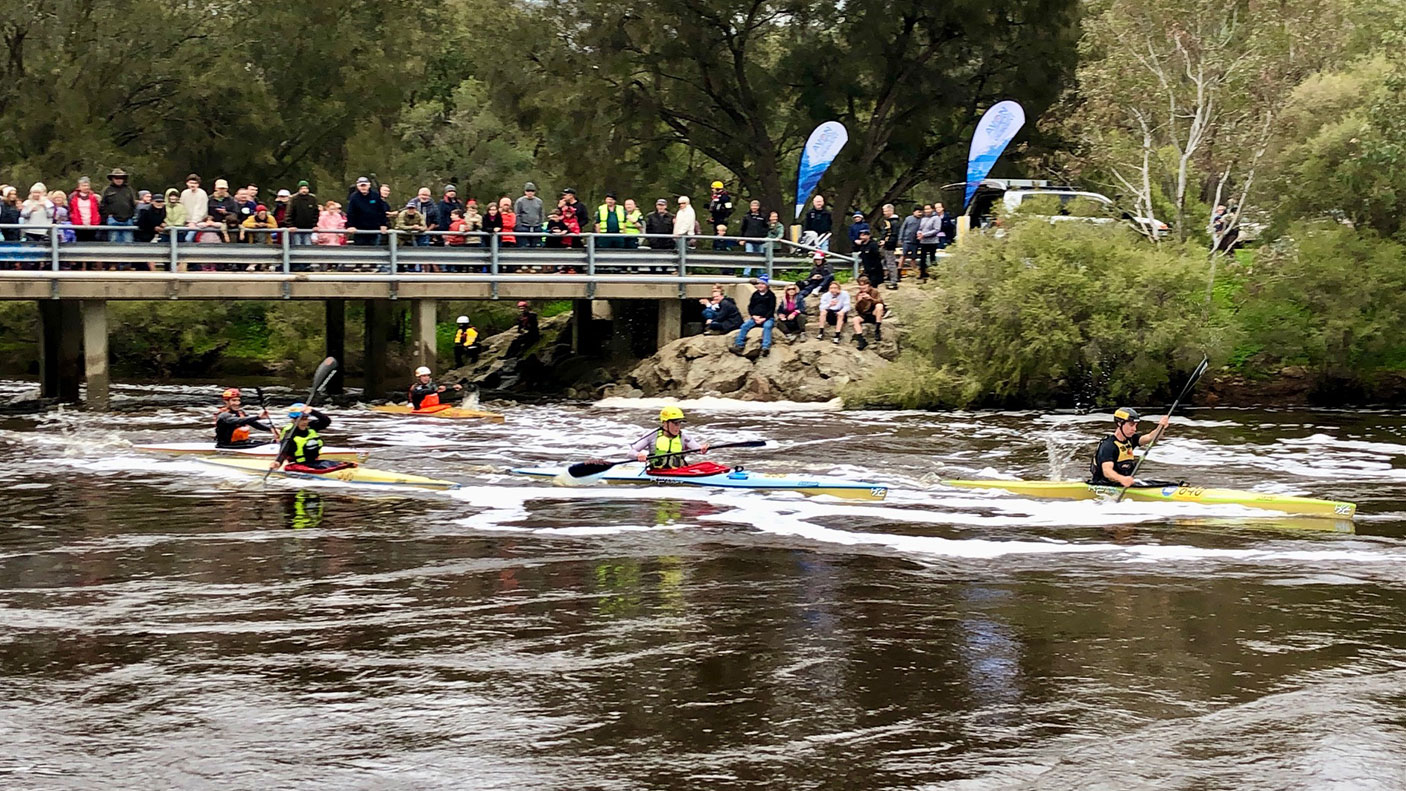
{"left": 703, "top": 271, "right": 889, "bottom": 355}
{"left": 0, "top": 170, "right": 955, "bottom": 281}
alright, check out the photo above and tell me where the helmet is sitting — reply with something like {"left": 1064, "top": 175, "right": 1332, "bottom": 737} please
{"left": 415, "top": 366, "right": 432, "bottom": 376}
{"left": 221, "top": 387, "right": 241, "bottom": 399}
{"left": 711, "top": 181, "right": 724, "bottom": 189}
{"left": 288, "top": 402, "right": 309, "bottom": 418}
{"left": 1113, "top": 407, "right": 1140, "bottom": 423}
{"left": 659, "top": 406, "right": 686, "bottom": 423}
{"left": 456, "top": 315, "right": 469, "bottom": 324}
{"left": 517, "top": 301, "right": 529, "bottom": 308}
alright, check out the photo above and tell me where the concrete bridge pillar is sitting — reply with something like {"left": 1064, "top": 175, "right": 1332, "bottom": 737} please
{"left": 38, "top": 300, "right": 82, "bottom": 403}
{"left": 82, "top": 301, "right": 109, "bottom": 410}
{"left": 325, "top": 300, "right": 345, "bottom": 395}
{"left": 411, "top": 299, "right": 437, "bottom": 373}
{"left": 656, "top": 299, "right": 682, "bottom": 350}
{"left": 362, "top": 299, "right": 391, "bottom": 400}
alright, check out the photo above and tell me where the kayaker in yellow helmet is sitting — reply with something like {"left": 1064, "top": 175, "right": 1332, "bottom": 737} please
{"left": 1089, "top": 407, "right": 1170, "bottom": 487}
{"left": 631, "top": 406, "right": 711, "bottom": 470}
{"left": 409, "top": 365, "right": 463, "bottom": 410}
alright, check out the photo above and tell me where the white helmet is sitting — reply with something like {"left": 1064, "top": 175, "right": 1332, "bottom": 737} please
{"left": 415, "top": 366, "right": 432, "bottom": 376}
{"left": 456, "top": 315, "right": 469, "bottom": 324}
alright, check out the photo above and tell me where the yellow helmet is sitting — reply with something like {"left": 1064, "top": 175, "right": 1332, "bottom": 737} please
{"left": 1113, "top": 407, "right": 1140, "bottom": 423}
{"left": 659, "top": 406, "right": 686, "bottom": 422}
{"left": 711, "top": 181, "right": 724, "bottom": 189}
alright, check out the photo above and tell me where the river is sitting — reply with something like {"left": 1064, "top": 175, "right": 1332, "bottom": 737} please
{"left": 1, "top": 381, "right": 1404, "bottom": 790}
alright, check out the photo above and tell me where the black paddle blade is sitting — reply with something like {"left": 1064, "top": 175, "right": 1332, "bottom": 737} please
{"left": 567, "top": 460, "right": 618, "bottom": 478}
{"left": 311, "top": 357, "right": 338, "bottom": 394}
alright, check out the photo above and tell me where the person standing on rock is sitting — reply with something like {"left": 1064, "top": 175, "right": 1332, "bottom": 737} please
{"left": 731, "top": 275, "right": 779, "bottom": 357}
{"left": 855, "top": 228, "right": 885, "bottom": 286}
{"left": 453, "top": 315, "right": 482, "bottom": 368}
{"left": 506, "top": 301, "right": 540, "bottom": 359}
{"left": 631, "top": 406, "right": 710, "bottom": 470}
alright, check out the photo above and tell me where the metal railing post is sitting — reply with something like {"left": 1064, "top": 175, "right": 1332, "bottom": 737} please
{"left": 388, "top": 230, "right": 398, "bottom": 276}
{"left": 490, "top": 233, "right": 499, "bottom": 300}
{"left": 764, "top": 238, "right": 774, "bottom": 281}
{"left": 169, "top": 226, "right": 180, "bottom": 272}
{"left": 50, "top": 226, "right": 60, "bottom": 272}
{"left": 677, "top": 235, "right": 687, "bottom": 277}
{"left": 281, "top": 228, "right": 291, "bottom": 274}
{"left": 586, "top": 233, "right": 596, "bottom": 275}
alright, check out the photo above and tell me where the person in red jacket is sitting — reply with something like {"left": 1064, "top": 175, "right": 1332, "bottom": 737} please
{"left": 68, "top": 176, "right": 102, "bottom": 243}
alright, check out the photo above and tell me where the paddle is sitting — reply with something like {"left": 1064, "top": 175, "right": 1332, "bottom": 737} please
{"left": 1114, "top": 355, "right": 1209, "bottom": 503}
{"left": 253, "top": 386, "right": 280, "bottom": 446}
{"left": 265, "top": 357, "right": 339, "bottom": 482}
{"left": 563, "top": 440, "right": 770, "bottom": 481}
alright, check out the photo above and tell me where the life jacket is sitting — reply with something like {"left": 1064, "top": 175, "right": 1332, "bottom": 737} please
{"left": 455, "top": 327, "right": 478, "bottom": 346}
{"left": 279, "top": 425, "right": 324, "bottom": 463}
{"left": 596, "top": 204, "right": 626, "bottom": 233}
{"left": 215, "top": 406, "right": 251, "bottom": 442}
{"left": 649, "top": 430, "right": 686, "bottom": 470}
{"left": 1090, "top": 434, "right": 1139, "bottom": 482}
{"left": 418, "top": 392, "right": 441, "bottom": 409}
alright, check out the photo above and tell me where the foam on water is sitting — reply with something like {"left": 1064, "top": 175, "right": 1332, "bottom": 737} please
{"left": 594, "top": 395, "right": 843, "bottom": 412}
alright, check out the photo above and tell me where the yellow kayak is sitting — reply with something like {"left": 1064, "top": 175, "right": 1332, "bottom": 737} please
{"left": 135, "top": 442, "right": 370, "bottom": 463}
{"left": 199, "top": 457, "right": 460, "bottom": 491}
{"left": 369, "top": 404, "right": 505, "bottom": 423}
{"left": 943, "top": 479, "right": 1356, "bottom": 519}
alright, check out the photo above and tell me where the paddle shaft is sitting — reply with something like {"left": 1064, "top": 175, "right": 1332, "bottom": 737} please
{"left": 1115, "top": 356, "right": 1209, "bottom": 503}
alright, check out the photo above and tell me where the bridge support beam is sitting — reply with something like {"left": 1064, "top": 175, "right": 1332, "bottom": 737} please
{"left": 82, "top": 300, "right": 109, "bottom": 410}
{"left": 411, "top": 299, "right": 437, "bottom": 372}
{"left": 656, "top": 298, "right": 682, "bottom": 351}
{"left": 363, "top": 299, "right": 391, "bottom": 400}
{"left": 38, "top": 300, "right": 82, "bottom": 403}
{"left": 325, "top": 299, "right": 345, "bottom": 395}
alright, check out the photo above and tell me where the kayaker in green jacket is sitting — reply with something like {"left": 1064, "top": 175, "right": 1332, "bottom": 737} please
{"left": 631, "top": 406, "right": 710, "bottom": 470}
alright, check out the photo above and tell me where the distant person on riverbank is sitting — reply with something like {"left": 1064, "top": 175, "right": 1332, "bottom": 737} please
{"left": 453, "top": 317, "right": 482, "bottom": 368}
{"left": 515, "top": 183, "right": 544, "bottom": 248}
{"left": 286, "top": 181, "right": 320, "bottom": 245}
{"left": 631, "top": 406, "right": 710, "bottom": 470}
{"left": 214, "top": 388, "right": 274, "bottom": 448}
{"left": 796, "top": 251, "right": 833, "bottom": 299}
{"left": 848, "top": 211, "right": 870, "bottom": 245}
{"left": 849, "top": 277, "right": 886, "bottom": 350}
{"left": 702, "top": 285, "right": 742, "bottom": 335}
{"left": 878, "top": 204, "right": 901, "bottom": 288}
{"left": 899, "top": 205, "right": 921, "bottom": 276}
{"left": 855, "top": 228, "right": 884, "bottom": 286}
{"left": 708, "top": 181, "right": 734, "bottom": 229}
{"left": 1088, "top": 407, "right": 1170, "bottom": 487}
{"left": 802, "top": 194, "right": 833, "bottom": 251}
{"left": 816, "top": 279, "right": 850, "bottom": 343}
{"left": 346, "top": 177, "right": 388, "bottom": 246}
{"left": 916, "top": 203, "right": 942, "bottom": 282}
{"left": 731, "top": 275, "right": 778, "bottom": 356}
{"left": 506, "top": 301, "right": 540, "bottom": 358}
{"left": 777, "top": 283, "right": 806, "bottom": 341}
{"left": 739, "top": 200, "right": 768, "bottom": 254}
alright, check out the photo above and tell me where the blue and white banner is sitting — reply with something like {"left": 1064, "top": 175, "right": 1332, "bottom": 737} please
{"left": 795, "top": 121, "right": 849, "bottom": 219}
{"left": 964, "top": 101, "right": 1026, "bottom": 207}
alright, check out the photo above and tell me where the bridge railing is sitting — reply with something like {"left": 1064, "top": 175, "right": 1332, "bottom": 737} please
{"left": 0, "top": 225, "right": 859, "bottom": 282}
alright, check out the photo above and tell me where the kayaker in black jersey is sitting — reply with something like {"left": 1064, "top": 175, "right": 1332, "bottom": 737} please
{"left": 409, "top": 365, "right": 463, "bottom": 410}
{"left": 272, "top": 403, "right": 351, "bottom": 472}
{"left": 214, "top": 387, "right": 274, "bottom": 448}
{"left": 1089, "top": 407, "right": 1171, "bottom": 487}
{"left": 630, "top": 406, "right": 711, "bottom": 470}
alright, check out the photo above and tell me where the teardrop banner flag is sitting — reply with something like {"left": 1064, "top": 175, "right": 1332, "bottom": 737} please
{"left": 795, "top": 121, "right": 849, "bottom": 219}
{"left": 964, "top": 101, "right": 1026, "bottom": 208}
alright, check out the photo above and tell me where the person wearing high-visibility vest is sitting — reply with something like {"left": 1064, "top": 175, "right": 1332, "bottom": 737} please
{"left": 595, "top": 193, "right": 628, "bottom": 249}
{"left": 621, "top": 198, "right": 644, "bottom": 250}
{"left": 453, "top": 316, "right": 482, "bottom": 367}
{"left": 630, "top": 406, "right": 711, "bottom": 470}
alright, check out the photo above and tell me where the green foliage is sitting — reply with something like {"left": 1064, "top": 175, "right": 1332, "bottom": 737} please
{"left": 0, "top": 303, "right": 37, "bottom": 374}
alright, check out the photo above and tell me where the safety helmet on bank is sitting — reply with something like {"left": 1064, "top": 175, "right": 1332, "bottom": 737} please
{"left": 415, "top": 366, "right": 432, "bottom": 376}
{"left": 1113, "top": 407, "right": 1140, "bottom": 423}
{"left": 659, "top": 406, "right": 686, "bottom": 423}
{"left": 221, "top": 387, "right": 241, "bottom": 399}
{"left": 456, "top": 315, "right": 469, "bottom": 324}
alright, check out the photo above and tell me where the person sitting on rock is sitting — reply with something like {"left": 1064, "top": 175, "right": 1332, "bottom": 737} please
{"left": 703, "top": 288, "right": 743, "bottom": 335}
{"left": 731, "top": 275, "right": 779, "bottom": 357}
{"left": 777, "top": 283, "right": 806, "bottom": 342}
{"left": 816, "top": 279, "right": 851, "bottom": 344}
{"left": 849, "top": 277, "right": 887, "bottom": 350}
{"left": 796, "top": 251, "right": 834, "bottom": 299}
{"left": 506, "top": 301, "right": 540, "bottom": 358}
{"left": 453, "top": 315, "right": 482, "bottom": 368}
{"left": 631, "top": 406, "right": 710, "bottom": 470}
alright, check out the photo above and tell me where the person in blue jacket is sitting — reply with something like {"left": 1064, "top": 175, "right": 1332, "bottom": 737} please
{"left": 345, "top": 176, "right": 388, "bottom": 246}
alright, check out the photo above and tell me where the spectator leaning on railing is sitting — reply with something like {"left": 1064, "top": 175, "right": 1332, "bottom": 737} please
{"left": 514, "top": 183, "right": 544, "bottom": 248}
{"left": 645, "top": 199, "right": 673, "bottom": 250}
{"left": 100, "top": 168, "right": 138, "bottom": 243}
{"left": 346, "top": 176, "right": 388, "bottom": 245}
{"left": 69, "top": 177, "right": 101, "bottom": 241}
{"left": 20, "top": 183, "right": 55, "bottom": 242}
{"left": 287, "top": 181, "right": 320, "bottom": 244}
{"left": 739, "top": 200, "right": 768, "bottom": 254}
{"left": 437, "top": 185, "right": 463, "bottom": 244}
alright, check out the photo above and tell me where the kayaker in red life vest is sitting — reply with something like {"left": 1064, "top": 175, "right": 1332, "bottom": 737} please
{"left": 409, "top": 365, "right": 463, "bottom": 410}
{"left": 1089, "top": 407, "right": 1170, "bottom": 487}
{"left": 631, "top": 406, "right": 711, "bottom": 470}
{"left": 214, "top": 388, "right": 274, "bottom": 448}
{"left": 271, "top": 403, "right": 350, "bottom": 472}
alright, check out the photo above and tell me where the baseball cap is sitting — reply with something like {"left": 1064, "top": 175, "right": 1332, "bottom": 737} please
{"left": 297, "top": 180, "right": 310, "bottom": 187}
{"left": 655, "top": 198, "right": 667, "bottom": 206}
{"left": 277, "top": 189, "right": 291, "bottom": 197}
{"left": 517, "top": 301, "right": 529, "bottom": 307}
{"left": 214, "top": 178, "right": 229, "bottom": 189}
{"left": 356, "top": 176, "right": 370, "bottom": 185}
{"left": 444, "top": 184, "right": 457, "bottom": 193}
{"left": 186, "top": 173, "right": 201, "bottom": 183}
{"left": 756, "top": 274, "right": 770, "bottom": 283}
{"left": 524, "top": 182, "right": 537, "bottom": 191}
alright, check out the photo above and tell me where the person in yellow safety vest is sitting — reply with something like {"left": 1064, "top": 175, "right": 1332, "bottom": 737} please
{"left": 630, "top": 406, "right": 711, "bottom": 470}
{"left": 272, "top": 402, "right": 350, "bottom": 472}
{"left": 453, "top": 315, "right": 482, "bottom": 368}
{"left": 595, "top": 193, "right": 628, "bottom": 250}
{"left": 621, "top": 198, "right": 644, "bottom": 250}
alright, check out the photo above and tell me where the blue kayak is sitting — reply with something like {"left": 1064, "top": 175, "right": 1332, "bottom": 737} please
{"left": 511, "top": 462, "right": 887, "bottom": 501}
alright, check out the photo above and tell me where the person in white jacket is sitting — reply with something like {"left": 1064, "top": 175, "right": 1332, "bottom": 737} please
{"left": 673, "top": 196, "right": 697, "bottom": 237}
{"left": 19, "top": 183, "right": 55, "bottom": 241}
{"left": 815, "top": 280, "right": 852, "bottom": 344}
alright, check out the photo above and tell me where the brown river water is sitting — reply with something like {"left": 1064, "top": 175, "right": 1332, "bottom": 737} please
{"left": 1, "top": 381, "right": 1404, "bottom": 790}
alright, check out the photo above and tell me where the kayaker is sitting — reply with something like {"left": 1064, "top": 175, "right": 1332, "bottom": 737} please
{"left": 213, "top": 388, "right": 274, "bottom": 448}
{"left": 631, "top": 406, "right": 711, "bottom": 470}
{"left": 1089, "top": 407, "right": 1171, "bottom": 487}
{"left": 409, "top": 366, "right": 463, "bottom": 409}
{"left": 272, "top": 403, "right": 349, "bottom": 472}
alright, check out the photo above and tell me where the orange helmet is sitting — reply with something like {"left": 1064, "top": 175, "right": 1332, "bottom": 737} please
{"left": 221, "top": 388, "right": 241, "bottom": 400}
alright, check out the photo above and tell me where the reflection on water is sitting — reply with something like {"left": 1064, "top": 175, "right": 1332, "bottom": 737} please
{"left": 1, "top": 389, "right": 1406, "bottom": 789}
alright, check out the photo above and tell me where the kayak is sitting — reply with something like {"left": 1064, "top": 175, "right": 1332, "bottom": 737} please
{"left": 370, "top": 404, "right": 505, "bottom": 423}
{"left": 199, "top": 457, "right": 460, "bottom": 491}
{"left": 135, "top": 442, "right": 370, "bottom": 463}
{"left": 512, "top": 462, "right": 888, "bottom": 501}
{"left": 942, "top": 479, "right": 1356, "bottom": 519}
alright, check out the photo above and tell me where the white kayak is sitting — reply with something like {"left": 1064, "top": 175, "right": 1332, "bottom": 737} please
{"left": 512, "top": 462, "right": 888, "bottom": 501}
{"left": 135, "top": 442, "right": 371, "bottom": 463}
